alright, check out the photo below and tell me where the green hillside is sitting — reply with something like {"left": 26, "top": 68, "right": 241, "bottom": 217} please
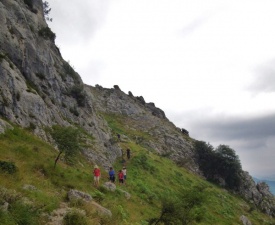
{"left": 0, "top": 120, "right": 274, "bottom": 225}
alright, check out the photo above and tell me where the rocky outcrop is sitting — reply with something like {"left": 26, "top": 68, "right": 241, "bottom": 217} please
{"left": 67, "top": 189, "right": 93, "bottom": 202}
{"left": 88, "top": 85, "right": 199, "bottom": 174}
{"left": 238, "top": 171, "right": 275, "bottom": 217}
{"left": 0, "top": 0, "right": 121, "bottom": 167}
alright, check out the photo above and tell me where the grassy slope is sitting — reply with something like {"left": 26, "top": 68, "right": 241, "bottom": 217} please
{"left": 0, "top": 118, "right": 274, "bottom": 225}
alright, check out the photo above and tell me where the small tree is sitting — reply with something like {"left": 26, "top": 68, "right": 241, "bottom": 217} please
{"left": 42, "top": 1, "right": 52, "bottom": 22}
{"left": 215, "top": 145, "right": 242, "bottom": 190}
{"left": 50, "top": 126, "right": 80, "bottom": 168}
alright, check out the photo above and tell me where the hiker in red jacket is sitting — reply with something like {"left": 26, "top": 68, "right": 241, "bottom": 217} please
{"left": 118, "top": 170, "right": 124, "bottom": 185}
{"left": 93, "top": 165, "right": 101, "bottom": 187}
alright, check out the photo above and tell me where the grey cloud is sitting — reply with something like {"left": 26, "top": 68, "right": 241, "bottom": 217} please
{"left": 196, "top": 114, "right": 275, "bottom": 141}
{"left": 248, "top": 60, "right": 275, "bottom": 93}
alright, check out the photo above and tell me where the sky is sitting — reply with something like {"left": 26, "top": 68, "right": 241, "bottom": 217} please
{"left": 47, "top": 0, "right": 275, "bottom": 179}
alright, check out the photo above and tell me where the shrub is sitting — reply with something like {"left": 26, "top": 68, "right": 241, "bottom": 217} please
{"left": 38, "top": 27, "right": 56, "bottom": 41}
{"left": 69, "top": 85, "right": 86, "bottom": 107}
{"left": 0, "top": 161, "right": 17, "bottom": 174}
{"left": 63, "top": 62, "right": 80, "bottom": 82}
{"left": 63, "top": 209, "right": 87, "bottom": 225}
{"left": 24, "top": 0, "right": 33, "bottom": 9}
{"left": 9, "top": 201, "right": 39, "bottom": 225}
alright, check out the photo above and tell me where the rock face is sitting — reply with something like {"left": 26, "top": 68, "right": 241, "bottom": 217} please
{"left": 0, "top": 0, "right": 121, "bottom": 167}
{"left": 238, "top": 171, "right": 275, "bottom": 217}
{"left": 0, "top": 0, "right": 275, "bottom": 217}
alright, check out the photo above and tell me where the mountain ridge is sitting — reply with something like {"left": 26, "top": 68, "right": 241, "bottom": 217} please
{"left": 0, "top": 0, "right": 275, "bottom": 222}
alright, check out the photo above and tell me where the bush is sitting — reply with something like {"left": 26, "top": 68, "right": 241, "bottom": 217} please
{"left": 63, "top": 209, "right": 87, "bottom": 225}
{"left": 0, "top": 161, "right": 17, "bottom": 174}
{"left": 38, "top": 27, "right": 56, "bottom": 41}
{"left": 9, "top": 201, "right": 39, "bottom": 225}
{"left": 69, "top": 85, "right": 86, "bottom": 107}
{"left": 63, "top": 62, "right": 80, "bottom": 82}
{"left": 24, "top": 0, "right": 33, "bottom": 9}
{"left": 195, "top": 141, "right": 242, "bottom": 190}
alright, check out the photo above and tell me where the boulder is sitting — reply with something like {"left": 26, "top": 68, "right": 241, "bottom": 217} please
{"left": 103, "top": 182, "right": 116, "bottom": 192}
{"left": 67, "top": 189, "right": 92, "bottom": 202}
{"left": 91, "top": 201, "right": 112, "bottom": 217}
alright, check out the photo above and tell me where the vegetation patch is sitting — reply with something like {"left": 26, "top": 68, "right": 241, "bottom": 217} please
{"left": 0, "top": 161, "right": 17, "bottom": 174}
{"left": 195, "top": 141, "right": 242, "bottom": 190}
{"left": 63, "top": 209, "right": 87, "bottom": 225}
{"left": 63, "top": 61, "right": 80, "bottom": 83}
{"left": 0, "top": 122, "right": 274, "bottom": 224}
{"left": 69, "top": 85, "right": 86, "bottom": 107}
{"left": 38, "top": 27, "right": 56, "bottom": 41}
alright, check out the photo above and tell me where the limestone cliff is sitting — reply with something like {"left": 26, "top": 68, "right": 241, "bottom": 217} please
{"left": 0, "top": 0, "right": 274, "bottom": 217}
{"left": 0, "top": 0, "right": 121, "bottom": 168}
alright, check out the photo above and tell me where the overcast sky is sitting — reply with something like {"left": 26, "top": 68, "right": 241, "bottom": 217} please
{"left": 47, "top": 0, "right": 275, "bottom": 179}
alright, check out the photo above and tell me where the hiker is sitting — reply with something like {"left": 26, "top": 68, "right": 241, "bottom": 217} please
{"left": 118, "top": 170, "right": 124, "bottom": 185}
{"left": 122, "top": 166, "right": 127, "bottom": 184}
{"left": 117, "top": 133, "right": 121, "bottom": 142}
{"left": 126, "top": 148, "right": 131, "bottom": 160}
{"left": 109, "top": 167, "right": 115, "bottom": 183}
{"left": 93, "top": 165, "right": 100, "bottom": 187}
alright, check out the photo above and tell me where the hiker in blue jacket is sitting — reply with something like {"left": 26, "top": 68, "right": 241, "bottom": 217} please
{"left": 109, "top": 167, "right": 115, "bottom": 183}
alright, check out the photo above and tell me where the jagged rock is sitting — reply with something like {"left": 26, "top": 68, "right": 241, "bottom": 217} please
{"left": 257, "top": 182, "right": 274, "bottom": 198}
{"left": 91, "top": 201, "right": 112, "bottom": 217}
{"left": 146, "top": 102, "right": 166, "bottom": 119}
{"left": 240, "top": 215, "right": 252, "bottom": 225}
{"left": 67, "top": 189, "right": 92, "bottom": 202}
{"left": 238, "top": 171, "right": 275, "bottom": 217}
{"left": 103, "top": 182, "right": 116, "bottom": 192}
{"left": 113, "top": 85, "right": 120, "bottom": 90}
